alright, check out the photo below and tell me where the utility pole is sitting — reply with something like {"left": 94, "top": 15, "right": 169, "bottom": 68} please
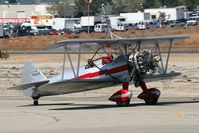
{"left": 85, "top": 0, "right": 93, "bottom": 34}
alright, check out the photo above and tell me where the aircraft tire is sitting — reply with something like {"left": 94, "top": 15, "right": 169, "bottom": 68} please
{"left": 144, "top": 98, "right": 158, "bottom": 105}
{"left": 116, "top": 100, "right": 130, "bottom": 107}
{"left": 33, "top": 100, "right": 38, "bottom": 105}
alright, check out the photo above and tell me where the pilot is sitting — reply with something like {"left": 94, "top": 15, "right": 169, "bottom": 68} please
{"left": 102, "top": 52, "right": 114, "bottom": 65}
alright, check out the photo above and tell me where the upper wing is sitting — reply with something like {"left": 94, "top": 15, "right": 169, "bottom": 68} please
{"left": 45, "top": 35, "right": 189, "bottom": 51}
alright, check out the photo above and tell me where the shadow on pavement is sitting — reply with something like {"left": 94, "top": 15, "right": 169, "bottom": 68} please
{"left": 48, "top": 100, "right": 199, "bottom": 111}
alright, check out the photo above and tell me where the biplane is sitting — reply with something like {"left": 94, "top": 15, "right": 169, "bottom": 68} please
{"left": 8, "top": 35, "right": 189, "bottom": 106}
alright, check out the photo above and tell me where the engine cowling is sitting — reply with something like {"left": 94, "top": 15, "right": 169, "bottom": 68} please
{"left": 128, "top": 50, "right": 160, "bottom": 79}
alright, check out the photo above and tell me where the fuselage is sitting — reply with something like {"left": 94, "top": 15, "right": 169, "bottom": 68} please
{"left": 35, "top": 55, "right": 130, "bottom": 96}
{"left": 49, "top": 55, "right": 129, "bottom": 83}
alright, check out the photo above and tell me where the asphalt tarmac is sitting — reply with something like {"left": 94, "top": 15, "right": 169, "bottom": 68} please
{"left": 1, "top": 95, "right": 199, "bottom": 133}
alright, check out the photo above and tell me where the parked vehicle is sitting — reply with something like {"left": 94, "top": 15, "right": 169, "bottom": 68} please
{"left": 60, "top": 28, "right": 72, "bottom": 34}
{"left": 115, "top": 23, "right": 128, "bottom": 31}
{"left": 21, "top": 21, "right": 32, "bottom": 30}
{"left": 127, "top": 23, "right": 138, "bottom": 30}
{"left": 73, "top": 28, "right": 81, "bottom": 34}
{"left": 3, "top": 22, "right": 15, "bottom": 29}
{"left": 79, "top": 26, "right": 94, "bottom": 33}
{"left": 137, "top": 22, "right": 150, "bottom": 30}
{"left": 187, "top": 17, "right": 199, "bottom": 26}
{"left": 94, "top": 23, "right": 108, "bottom": 32}
{"left": 29, "top": 29, "right": 50, "bottom": 36}
{"left": 169, "top": 20, "right": 186, "bottom": 27}
{"left": 49, "top": 29, "right": 59, "bottom": 35}
{"left": 149, "top": 21, "right": 160, "bottom": 29}
{"left": 0, "top": 25, "right": 13, "bottom": 38}
{"left": 16, "top": 29, "right": 31, "bottom": 36}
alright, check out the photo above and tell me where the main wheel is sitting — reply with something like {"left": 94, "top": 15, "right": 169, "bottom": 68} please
{"left": 116, "top": 100, "right": 130, "bottom": 107}
{"left": 33, "top": 100, "right": 38, "bottom": 105}
{"left": 144, "top": 98, "right": 158, "bottom": 105}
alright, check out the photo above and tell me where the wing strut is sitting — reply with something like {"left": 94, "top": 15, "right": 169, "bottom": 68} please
{"left": 66, "top": 47, "right": 77, "bottom": 78}
{"left": 156, "top": 41, "right": 164, "bottom": 74}
{"left": 76, "top": 44, "right": 81, "bottom": 78}
{"left": 164, "top": 39, "right": 173, "bottom": 74}
{"left": 62, "top": 47, "right": 67, "bottom": 80}
{"left": 155, "top": 39, "right": 173, "bottom": 74}
{"left": 62, "top": 44, "right": 82, "bottom": 80}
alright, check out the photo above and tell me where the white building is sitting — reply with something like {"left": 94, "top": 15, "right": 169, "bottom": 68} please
{"left": 0, "top": 4, "right": 51, "bottom": 24}
{"left": 0, "top": 4, "right": 75, "bottom": 24}
{"left": 144, "top": 7, "right": 185, "bottom": 21}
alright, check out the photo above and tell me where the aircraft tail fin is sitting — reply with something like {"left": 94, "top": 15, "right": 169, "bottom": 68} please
{"left": 21, "top": 61, "right": 47, "bottom": 84}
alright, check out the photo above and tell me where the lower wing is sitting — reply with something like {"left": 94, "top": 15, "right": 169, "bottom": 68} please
{"left": 37, "top": 79, "right": 121, "bottom": 96}
{"left": 144, "top": 72, "right": 181, "bottom": 82}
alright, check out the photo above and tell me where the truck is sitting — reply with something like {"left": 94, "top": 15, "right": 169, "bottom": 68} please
{"left": 120, "top": 12, "right": 150, "bottom": 23}
{"left": 52, "top": 18, "right": 66, "bottom": 30}
{"left": 144, "top": 7, "right": 185, "bottom": 21}
{"left": 21, "top": 20, "right": 33, "bottom": 29}
{"left": 21, "top": 15, "right": 54, "bottom": 29}
{"left": 94, "top": 23, "right": 108, "bottom": 32}
{"left": 109, "top": 16, "right": 126, "bottom": 31}
{"left": 80, "top": 16, "right": 100, "bottom": 32}
{"left": 0, "top": 25, "right": 13, "bottom": 38}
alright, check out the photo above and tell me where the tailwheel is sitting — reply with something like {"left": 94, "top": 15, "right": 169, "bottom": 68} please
{"left": 33, "top": 100, "right": 39, "bottom": 105}
{"left": 116, "top": 99, "right": 130, "bottom": 107}
{"left": 144, "top": 97, "right": 158, "bottom": 105}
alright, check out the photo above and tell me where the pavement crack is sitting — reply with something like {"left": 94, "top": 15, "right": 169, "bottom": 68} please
{"left": 20, "top": 111, "right": 61, "bottom": 125}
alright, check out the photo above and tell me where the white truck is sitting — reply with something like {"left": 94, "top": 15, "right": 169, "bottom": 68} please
{"left": 21, "top": 16, "right": 54, "bottom": 29}
{"left": 80, "top": 16, "right": 100, "bottom": 32}
{"left": 187, "top": 17, "right": 199, "bottom": 26}
{"left": 120, "top": 12, "right": 150, "bottom": 24}
{"left": 21, "top": 20, "right": 33, "bottom": 29}
{"left": 80, "top": 16, "right": 100, "bottom": 27}
{"left": 52, "top": 18, "right": 66, "bottom": 30}
{"left": 109, "top": 16, "right": 126, "bottom": 30}
{"left": 94, "top": 23, "right": 108, "bottom": 32}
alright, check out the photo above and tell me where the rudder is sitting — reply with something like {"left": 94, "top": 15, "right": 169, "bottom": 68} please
{"left": 21, "top": 61, "right": 47, "bottom": 84}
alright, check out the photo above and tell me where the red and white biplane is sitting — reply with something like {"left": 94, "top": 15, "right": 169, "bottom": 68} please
{"left": 9, "top": 35, "right": 188, "bottom": 106}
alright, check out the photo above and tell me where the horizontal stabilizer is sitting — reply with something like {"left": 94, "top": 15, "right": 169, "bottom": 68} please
{"left": 8, "top": 80, "right": 49, "bottom": 90}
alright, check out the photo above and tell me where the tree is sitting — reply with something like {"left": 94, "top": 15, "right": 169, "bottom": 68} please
{"left": 46, "top": 0, "right": 71, "bottom": 17}
{"left": 111, "top": 0, "right": 127, "bottom": 14}
{"left": 125, "top": 0, "right": 144, "bottom": 12}
{"left": 74, "top": 0, "right": 112, "bottom": 17}
{"left": 112, "top": 0, "right": 146, "bottom": 14}
{"left": 8, "top": 0, "right": 16, "bottom": 3}
{"left": 143, "top": 0, "right": 162, "bottom": 8}
{"left": 180, "top": 0, "right": 199, "bottom": 10}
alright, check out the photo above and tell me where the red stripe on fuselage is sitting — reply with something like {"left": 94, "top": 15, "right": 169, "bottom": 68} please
{"left": 78, "top": 64, "right": 128, "bottom": 79}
